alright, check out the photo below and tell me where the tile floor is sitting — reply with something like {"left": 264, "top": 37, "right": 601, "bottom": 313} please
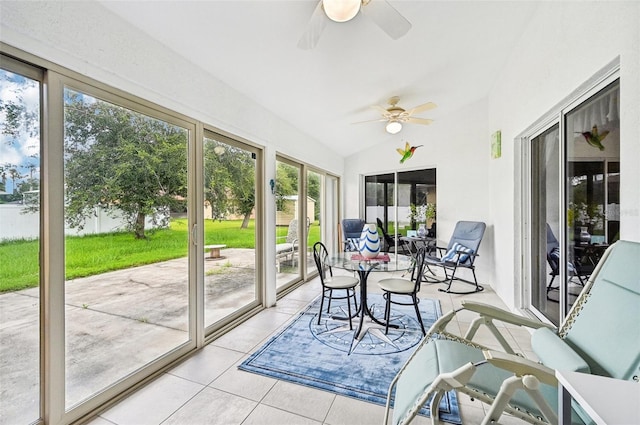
{"left": 88, "top": 270, "right": 535, "bottom": 425}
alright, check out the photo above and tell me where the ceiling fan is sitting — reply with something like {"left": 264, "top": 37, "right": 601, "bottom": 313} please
{"left": 355, "top": 96, "right": 437, "bottom": 134}
{"left": 298, "top": 0, "right": 411, "bottom": 50}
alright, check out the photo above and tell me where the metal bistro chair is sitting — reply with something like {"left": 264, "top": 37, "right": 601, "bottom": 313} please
{"left": 377, "top": 247, "right": 428, "bottom": 336}
{"left": 313, "top": 242, "right": 359, "bottom": 329}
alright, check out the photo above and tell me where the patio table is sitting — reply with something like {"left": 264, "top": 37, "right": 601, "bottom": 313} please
{"left": 327, "top": 252, "right": 414, "bottom": 353}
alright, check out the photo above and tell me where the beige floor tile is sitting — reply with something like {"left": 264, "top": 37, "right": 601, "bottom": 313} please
{"left": 211, "top": 323, "right": 274, "bottom": 353}
{"left": 241, "top": 403, "right": 322, "bottom": 425}
{"left": 163, "top": 387, "right": 257, "bottom": 425}
{"left": 167, "top": 344, "right": 243, "bottom": 385}
{"left": 243, "top": 308, "right": 296, "bottom": 332}
{"left": 99, "top": 373, "right": 204, "bottom": 425}
{"left": 261, "top": 380, "right": 336, "bottom": 422}
{"left": 210, "top": 362, "right": 277, "bottom": 401}
{"left": 324, "top": 395, "right": 387, "bottom": 425}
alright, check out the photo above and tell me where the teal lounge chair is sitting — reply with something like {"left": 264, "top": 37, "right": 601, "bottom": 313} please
{"left": 384, "top": 240, "right": 640, "bottom": 425}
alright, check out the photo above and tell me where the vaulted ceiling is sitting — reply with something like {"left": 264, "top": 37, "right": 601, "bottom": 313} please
{"left": 99, "top": 1, "right": 539, "bottom": 157}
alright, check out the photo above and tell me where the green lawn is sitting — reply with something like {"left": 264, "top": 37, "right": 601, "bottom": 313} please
{"left": 0, "top": 218, "right": 321, "bottom": 293}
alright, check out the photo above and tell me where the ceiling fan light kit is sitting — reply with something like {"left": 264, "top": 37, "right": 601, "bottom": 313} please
{"left": 385, "top": 120, "right": 402, "bottom": 134}
{"left": 298, "top": 0, "right": 411, "bottom": 50}
{"left": 322, "top": 0, "right": 361, "bottom": 22}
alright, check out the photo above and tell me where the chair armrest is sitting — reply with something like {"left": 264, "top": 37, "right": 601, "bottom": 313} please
{"left": 460, "top": 301, "right": 554, "bottom": 355}
{"left": 483, "top": 350, "right": 557, "bottom": 386}
{"left": 462, "top": 301, "right": 554, "bottom": 330}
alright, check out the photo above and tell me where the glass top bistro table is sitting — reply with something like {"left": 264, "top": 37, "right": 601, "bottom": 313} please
{"left": 327, "top": 252, "right": 414, "bottom": 353}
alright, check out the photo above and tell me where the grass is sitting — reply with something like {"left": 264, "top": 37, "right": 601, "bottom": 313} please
{"left": 0, "top": 218, "right": 321, "bottom": 293}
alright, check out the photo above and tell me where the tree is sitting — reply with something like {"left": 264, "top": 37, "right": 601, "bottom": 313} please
{"left": 63, "top": 90, "right": 187, "bottom": 239}
{"left": 275, "top": 162, "right": 298, "bottom": 212}
{"left": 0, "top": 70, "right": 40, "bottom": 203}
{"left": 204, "top": 139, "right": 256, "bottom": 229}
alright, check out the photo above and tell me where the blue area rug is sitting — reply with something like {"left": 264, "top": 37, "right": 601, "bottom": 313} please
{"left": 239, "top": 294, "right": 461, "bottom": 424}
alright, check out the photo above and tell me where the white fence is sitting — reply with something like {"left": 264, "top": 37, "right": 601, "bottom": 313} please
{"left": 0, "top": 204, "right": 166, "bottom": 241}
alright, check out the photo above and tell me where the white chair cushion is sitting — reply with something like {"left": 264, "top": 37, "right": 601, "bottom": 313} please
{"left": 324, "top": 275, "right": 358, "bottom": 289}
{"left": 275, "top": 242, "right": 294, "bottom": 254}
{"left": 377, "top": 278, "right": 414, "bottom": 294}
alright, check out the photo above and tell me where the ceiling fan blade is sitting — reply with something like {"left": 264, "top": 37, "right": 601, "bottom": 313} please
{"left": 361, "top": 0, "right": 411, "bottom": 40}
{"left": 352, "top": 118, "right": 387, "bottom": 125}
{"left": 297, "top": 1, "right": 327, "bottom": 50}
{"left": 407, "top": 102, "right": 437, "bottom": 115}
{"left": 371, "top": 104, "right": 389, "bottom": 114}
{"left": 405, "top": 117, "right": 434, "bottom": 125}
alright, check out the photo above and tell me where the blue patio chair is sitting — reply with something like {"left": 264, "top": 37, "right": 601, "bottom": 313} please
{"left": 384, "top": 240, "right": 640, "bottom": 425}
{"left": 341, "top": 218, "right": 365, "bottom": 252}
{"left": 424, "top": 220, "right": 486, "bottom": 294}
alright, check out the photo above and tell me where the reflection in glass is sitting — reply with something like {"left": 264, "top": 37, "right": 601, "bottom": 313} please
{"left": 530, "top": 125, "right": 560, "bottom": 325}
{"left": 565, "top": 81, "right": 619, "bottom": 314}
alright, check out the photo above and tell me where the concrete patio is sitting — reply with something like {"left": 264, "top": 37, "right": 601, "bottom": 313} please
{"left": 0, "top": 248, "right": 298, "bottom": 425}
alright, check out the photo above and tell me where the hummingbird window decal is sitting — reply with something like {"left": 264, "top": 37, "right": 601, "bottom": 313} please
{"left": 576, "top": 125, "right": 608, "bottom": 151}
{"left": 397, "top": 142, "right": 423, "bottom": 163}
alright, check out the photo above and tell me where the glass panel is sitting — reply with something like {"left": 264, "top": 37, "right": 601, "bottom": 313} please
{"left": 203, "top": 135, "right": 258, "bottom": 326}
{"left": 63, "top": 88, "right": 190, "bottom": 407}
{"left": 324, "top": 174, "right": 339, "bottom": 254}
{"left": 365, "top": 170, "right": 436, "bottom": 253}
{"left": 275, "top": 160, "right": 301, "bottom": 288}
{"left": 306, "top": 170, "right": 323, "bottom": 272}
{"left": 398, "top": 169, "right": 437, "bottom": 239}
{"left": 365, "top": 173, "right": 395, "bottom": 247}
{"left": 565, "top": 80, "right": 619, "bottom": 314}
{"left": 530, "top": 124, "right": 560, "bottom": 325}
{"left": 0, "top": 64, "right": 41, "bottom": 425}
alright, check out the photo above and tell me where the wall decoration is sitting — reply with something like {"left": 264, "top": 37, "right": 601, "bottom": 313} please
{"left": 397, "top": 142, "right": 423, "bottom": 163}
{"left": 576, "top": 125, "right": 608, "bottom": 151}
{"left": 491, "top": 130, "right": 501, "bottom": 159}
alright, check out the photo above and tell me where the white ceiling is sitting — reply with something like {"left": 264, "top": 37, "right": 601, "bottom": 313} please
{"left": 99, "top": 1, "right": 539, "bottom": 157}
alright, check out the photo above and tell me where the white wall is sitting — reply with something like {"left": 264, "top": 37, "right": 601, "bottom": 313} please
{"left": 344, "top": 99, "right": 494, "bottom": 283}
{"left": 488, "top": 2, "right": 640, "bottom": 308}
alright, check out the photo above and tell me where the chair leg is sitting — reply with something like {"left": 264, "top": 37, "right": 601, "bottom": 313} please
{"left": 439, "top": 266, "right": 485, "bottom": 294}
{"left": 346, "top": 289, "right": 353, "bottom": 330}
{"left": 546, "top": 274, "right": 557, "bottom": 293}
{"left": 384, "top": 293, "right": 391, "bottom": 335}
{"left": 412, "top": 294, "right": 426, "bottom": 335}
{"left": 327, "top": 289, "right": 333, "bottom": 313}
{"left": 317, "top": 289, "right": 326, "bottom": 325}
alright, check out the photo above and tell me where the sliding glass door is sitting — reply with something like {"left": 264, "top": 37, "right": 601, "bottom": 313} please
{"left": 365, "top": 169, "right": 437, "bottom": 246}
{"left": 275, "top": 157, "right": 335, "bottom": 292}
{"left": 203, "top": 131, "right": 261, "bottom": 328}
{"left": 63, "top": 85, "right": 192, "bottom": 408}
{"left": 275, "top": 158, "right": 302, "bottom": 289}
{"left": 528, "top": 78, "right": 619, "bottom": 324}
